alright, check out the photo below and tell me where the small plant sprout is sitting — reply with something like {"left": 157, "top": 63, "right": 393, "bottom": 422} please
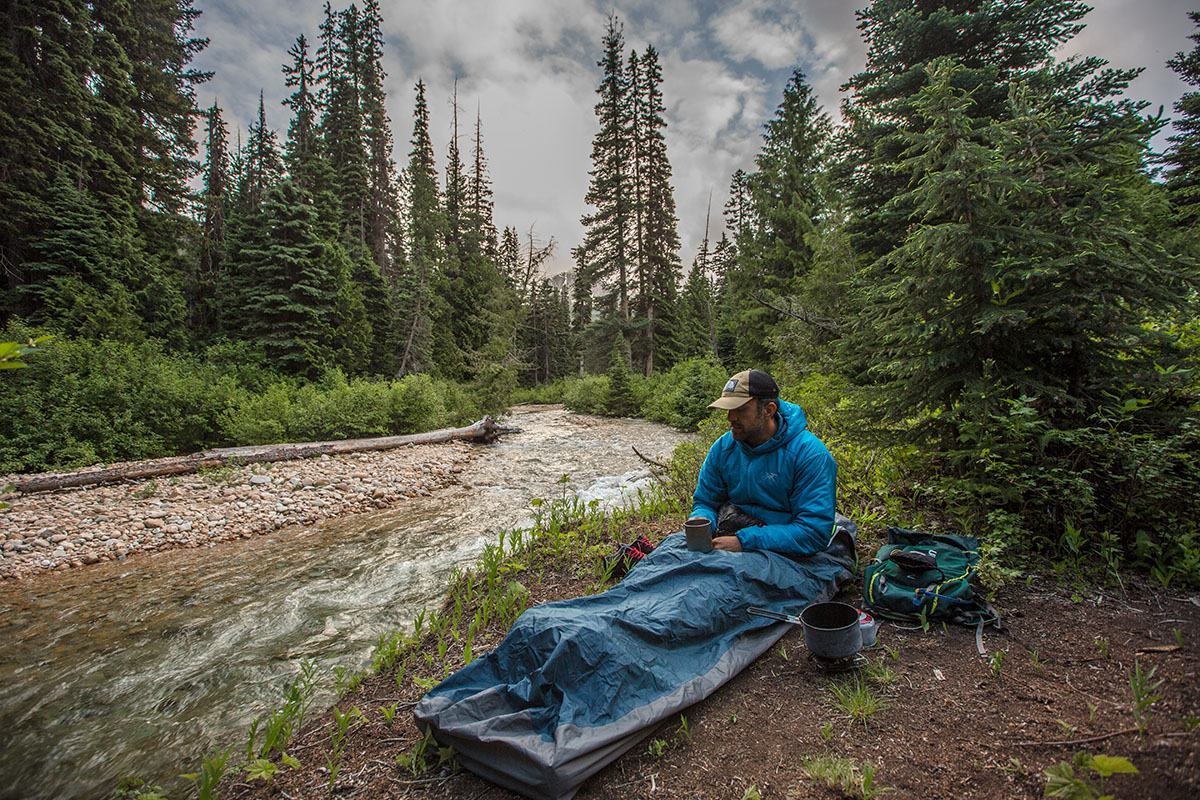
{"left": 859, "top": 762, "right": 893, "bottom": 800}
{"left": 775, "top": 641, "right": 790, "bottom": 661}
{"left": 741, "top": 785, "right": 762, "bottom": 800}
{"left": 1043, "top": 752, "right": 1137, "bottom": 799}
{"left": 988, "top": 649, "right": 1007, "bottom": 679}
{"left": 180, "top": 747, "right": 231, "bottom": 800}
{"left": 1094, "top": 635, "right": 1110, "bottom": 659}
{"left": 1087, "top": 702, "right": 1098, "bottom": 725}
{"left": 1182, "top": 714, "right": 1200, "bottom": 732}
{"left": 999, "top": 757, "right": 1024, "bottom": 774}
{"left": 728, "top": 711, "right": 738, "bottom": 724}
{"left": 821, "top": 721, "right": 835, "bottom": 743}
{"left": 1129, "top": 660, "right": 1164, "bottom": 735}
{"left": 827, "top": 674, "right": 886, "bottom": 730}
{"left": 244, "top": 758, "right": 278, "bottom": 787}
{"left": 381, "top": 701, "right": 399, "bottom": 724}
{"left": 864, "top": 657, "right": 897, "bottom": 686}
{"left": 1028, "top": 649, "right": 1044, "bottom": 675}
{"left": 1055, "top": 718, "right": 1076, "bottom": 738}
{"left": 1175, "top": 628, "right": 1184, "bottom": 649}
{"left": 647, "top": 737, "right": 667, "bottom": 758}
{"left": 675, "top": 714, "right": 693, "bottom": 743}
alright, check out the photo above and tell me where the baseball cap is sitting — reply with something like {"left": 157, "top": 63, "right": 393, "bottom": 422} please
{"left": 707, "top": 369, "right": 780, "bottom": 410}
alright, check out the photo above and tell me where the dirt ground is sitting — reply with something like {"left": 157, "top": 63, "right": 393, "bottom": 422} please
{"left": 221, "top": 519, "right": 1200, "bottom": 800}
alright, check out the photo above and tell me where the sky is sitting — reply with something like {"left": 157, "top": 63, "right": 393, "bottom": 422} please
{"left": 191, "top": 0, "right": 1198, "bottom": 274}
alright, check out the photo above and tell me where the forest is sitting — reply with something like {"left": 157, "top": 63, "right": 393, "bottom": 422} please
{"left": 2, "top": 0, "right": 1199, "bottom": 585}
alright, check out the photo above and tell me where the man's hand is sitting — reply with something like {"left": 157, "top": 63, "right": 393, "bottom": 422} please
{"left": 712, "top": 535, "right": 743, "bottom": 552}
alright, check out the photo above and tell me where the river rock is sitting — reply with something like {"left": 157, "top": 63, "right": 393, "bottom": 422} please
{"left": 249, "top": 475, "right": 271, "bottom": 485}
{"left": 144, "top": 518, "right": 164, "bottom": 529}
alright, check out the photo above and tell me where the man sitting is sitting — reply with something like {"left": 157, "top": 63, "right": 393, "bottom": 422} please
{"left": 691, "top": 369, "right": 837, "bottom": 556}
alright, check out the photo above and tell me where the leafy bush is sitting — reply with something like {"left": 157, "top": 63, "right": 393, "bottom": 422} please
{"left": 904, "top": 378, "right": 1197, "bottom": 586}
{"left": 0, "top": 327, "right": 247, "bottom": 472}
{"left": 562, "top": 375, "right": 611, "bottom": 415}
{"left": 220, "top": 372, "right": 474, "bottom": 446}
{"left": 642, "top": 358, "right": 727, "bottom": 430}
{"left": 0, "top": 326, "right": 493, "bottom": 472}
{"left": 510, "top": 380, "right": 568, "bottom": 405}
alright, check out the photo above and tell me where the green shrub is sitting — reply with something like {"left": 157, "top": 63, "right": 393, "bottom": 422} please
{"left": 563, "top": 375, "right": 611, "bottom": 415}
{"left": 430, "top": 378, "right": 481, "bottom": 428}
{"left": 602, "top": 341, "right": 639, "bottom": 417}
{"left": 0, "top": 327, "right": 247, "bottom": 472}
{"left": 642, "top": 358, "right": 727, "bottom": 430}
{"left": 510, "top": 379, "right": 568, "bottom": 405}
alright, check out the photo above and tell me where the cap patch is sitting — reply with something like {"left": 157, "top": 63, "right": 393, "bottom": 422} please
{"left": 723, "top": 378, "right": 739, "bottom": 393}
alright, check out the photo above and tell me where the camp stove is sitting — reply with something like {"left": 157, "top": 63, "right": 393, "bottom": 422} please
{"left": 807, "top": 651, "right": 869, "bottom": 673}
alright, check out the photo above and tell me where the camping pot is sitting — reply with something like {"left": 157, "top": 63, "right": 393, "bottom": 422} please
{"left": 800, "top": 601, "right": 863, "bottom": 660}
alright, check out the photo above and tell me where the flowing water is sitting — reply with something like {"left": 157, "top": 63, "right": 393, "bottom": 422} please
{"left": 0, "top": 408, "right": 688, "bottom": 800}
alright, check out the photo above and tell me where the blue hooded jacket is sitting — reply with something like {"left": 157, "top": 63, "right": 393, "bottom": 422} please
{"left": 690, "top": 400, "right": 837, "bottom": 556}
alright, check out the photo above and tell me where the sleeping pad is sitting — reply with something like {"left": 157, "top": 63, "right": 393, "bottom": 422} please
{"left": 413, "top": 517, "right": 857, "bottom": 800}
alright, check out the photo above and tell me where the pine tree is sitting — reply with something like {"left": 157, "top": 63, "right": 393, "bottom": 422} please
{"left": 0, "top": 0, "right": 98, "bottom": 318}
{"left": 242, "top": 92, "right": 283, "bottom": 212}
{"left": 497, "top": 226, "right": 522, "bottom": 289}
{"left": 282, "top": 34, "right": 318, "bottom": 178}
{"left": 728, "top": 70, "right": 832, "bottom": 365}
{"left": 577, "top": 15, "right": 634, "bottom": 364}
{"left": 194, "top": 102, "right": 229, "bottom": 336}
{"left": 321, "top": 4, "right": 369, "bottom": 248}
{"left": 603, "top": 337, "right": 638, "bottom": 417}
{"left": 1164, "top": 11, "right": 1200, "bottom": 248}
{"left": 396, "top": 79, "right": 445, "bottom": 375}
{"left": 841, "top": 0, "right": 1099, "bottom": 263}
{"left": 632, "top": 45, "right": 682, "bottom": 374}
{"left": 21, "top": 169, "right": 142, "bottom": 339}
{"left": 846, "top": 58, "right": 1192, "bottom": 444}
{"left": 223, "top": 180, "right": 337, "bottom": 374}
{"left": 359, "top": 0, "right": 399, "bottom": 275}
{"left": 469, "top": 108, "right": 499, "bottom": 262}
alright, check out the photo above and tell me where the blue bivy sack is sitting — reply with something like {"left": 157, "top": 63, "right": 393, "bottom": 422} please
{"left": 413, "top": 518, "right": 857, "bottom": 799}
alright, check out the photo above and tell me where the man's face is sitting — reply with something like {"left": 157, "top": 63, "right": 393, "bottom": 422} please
{"left": 727, "top": 400, "right": 775, "bottom": 446}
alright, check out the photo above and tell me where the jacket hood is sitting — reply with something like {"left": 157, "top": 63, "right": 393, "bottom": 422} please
{"left": 740, "top": 399, "right": 807, "bottom": 456}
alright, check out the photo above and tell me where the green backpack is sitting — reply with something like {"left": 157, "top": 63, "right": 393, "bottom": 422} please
{"left": 863, "top": 527, "right": 996, "bottom": 625}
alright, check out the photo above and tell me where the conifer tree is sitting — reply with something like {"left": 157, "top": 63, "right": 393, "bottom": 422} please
{"left": 632, "top": 45, "right": 682, "bottom": 374}
{"left": 21, "top": 169, "right": 141, "bottom": 339}
{"left": 223, "top": 180, "right": 337, "bottom": 374}
{"left": 577, "top": 15, "right": 634, "bottom": 363}
{"left": 282, "top": 35, "right": 318, "bottom": 178}
{"left": 242, "top": 92, "right": 283, "bottom": 212}
{"left": 603, "top": 337, "right": 638, "bottom": 417}
{"left": 841, "top": 0, "right": 1098, "bottom": 262}
{"left": 1164, "top": 11, "right": 1200, "bottom": 247}
{"left": 359, "top": 0, "right": 400, "bottom": 275}
{"left": 396, "top": 79, "right": 445, "bottom": 375}
{"left": 847, "top": 58, "right": 1192, "bottom": 445}
{"left": 0, "top": 0, "right": 97, "bottom": 315}
{"left": 728, "top": 70, "right": 832, "bottom": 365}
{"left": 321, "top": 4, "right": 370, "bottom": 248}
{"left": 194, "top": 102, "right": 229, "bottom": 336}
{"left": 469, "top": 109, "right": 499, "bottom": 262}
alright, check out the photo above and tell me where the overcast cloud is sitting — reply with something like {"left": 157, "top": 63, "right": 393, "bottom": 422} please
{"left": 192, "top": 0, "right": 1197, "bottom": 274}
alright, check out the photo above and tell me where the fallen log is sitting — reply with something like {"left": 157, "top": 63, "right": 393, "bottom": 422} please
{"left": 11, "top": 416, "right": 518, "bottom": 494}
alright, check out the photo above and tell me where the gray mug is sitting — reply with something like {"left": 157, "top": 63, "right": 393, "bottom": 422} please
{"left": 684, "top": 516, "right": 713, "bottom": 552}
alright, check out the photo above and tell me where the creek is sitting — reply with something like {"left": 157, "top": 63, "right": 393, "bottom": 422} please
{"left": 0, "top": 408, "right": 688, "bottom": 800}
